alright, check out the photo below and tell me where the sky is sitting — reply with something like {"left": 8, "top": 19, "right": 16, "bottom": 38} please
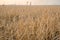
{"left": 0, "top": 0, "right": 60, "bottom": 5}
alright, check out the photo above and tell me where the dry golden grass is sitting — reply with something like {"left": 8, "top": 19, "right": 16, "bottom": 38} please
{"left": 0, "top": 5, "right": 60, "bottom": 40}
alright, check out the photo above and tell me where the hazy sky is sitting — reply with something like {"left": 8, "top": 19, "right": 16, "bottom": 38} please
{"left": 0, "top": 0, "right": 60, "bottom": 5}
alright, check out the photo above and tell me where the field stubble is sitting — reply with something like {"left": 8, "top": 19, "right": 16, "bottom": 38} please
{"left": 0, "top": 6, "right": 60, "bottom": 40}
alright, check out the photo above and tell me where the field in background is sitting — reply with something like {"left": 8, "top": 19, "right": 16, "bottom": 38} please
{"left": 0, "top": 5, "right": 60, "bottom": 40}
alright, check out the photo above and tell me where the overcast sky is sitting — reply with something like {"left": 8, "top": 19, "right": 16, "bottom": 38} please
{"left": 0, "top": 0, "right": 60, "bottom": 5}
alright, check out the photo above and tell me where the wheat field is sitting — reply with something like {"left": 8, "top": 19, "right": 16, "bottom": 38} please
{"left": 0, "top": 5, "right": 60, "bottom": 40}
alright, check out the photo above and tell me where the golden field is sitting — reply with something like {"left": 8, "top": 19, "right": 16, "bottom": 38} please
{"left": 0, "top": 5, "right": 60, "bottom": 40}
